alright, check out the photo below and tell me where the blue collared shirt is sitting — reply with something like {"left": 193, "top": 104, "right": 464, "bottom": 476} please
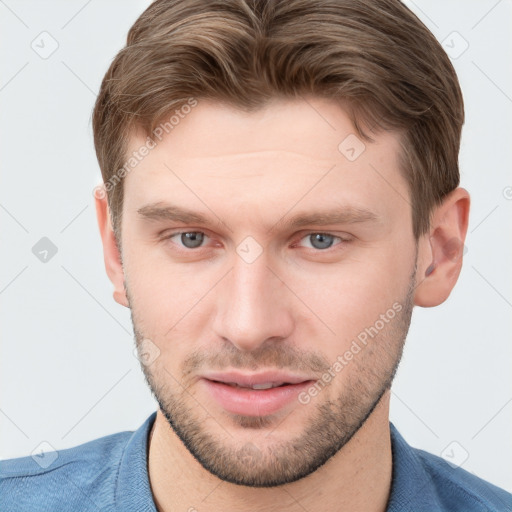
{"left": 1, "top": 411, "right": 511, "bottom": 511}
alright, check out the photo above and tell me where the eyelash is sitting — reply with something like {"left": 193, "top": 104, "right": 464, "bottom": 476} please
{"left": 161, "top": 230, "right": 352, "bottom": 253}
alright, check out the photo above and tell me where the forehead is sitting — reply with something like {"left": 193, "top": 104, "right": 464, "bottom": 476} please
{"left": 122, "top": 97, "right": 410, "bottom": 230}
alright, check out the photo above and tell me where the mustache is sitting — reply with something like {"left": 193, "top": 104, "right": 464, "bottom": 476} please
{"left": 180, "top": 342, "right": 331, "bottom": 378}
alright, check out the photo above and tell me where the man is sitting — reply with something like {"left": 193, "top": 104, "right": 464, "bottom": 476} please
{"left": 1, "top": 0, "right": 511, "bottom": 510}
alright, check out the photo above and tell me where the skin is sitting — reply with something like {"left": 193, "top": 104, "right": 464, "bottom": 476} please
{"left": 96, "top": 97, "right": 470, "bottom": 512}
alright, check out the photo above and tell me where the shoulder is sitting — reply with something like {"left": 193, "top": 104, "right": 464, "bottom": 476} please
{"left": 414, "top": 445, "right": 512, "bottom": 511}
{"left": 388, "top": 423, "right": 512, "bottom": 512}
{"left": 0, "top": 429, "right": 133, "bottom": 512}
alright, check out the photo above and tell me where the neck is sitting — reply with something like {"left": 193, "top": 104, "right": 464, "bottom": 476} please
{"left": 148, "top": 391, "right": 393, "bottom": 512}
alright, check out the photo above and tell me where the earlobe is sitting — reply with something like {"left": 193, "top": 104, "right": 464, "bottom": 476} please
{"left": 414, "top": 187, "right": 470, "bottom": 307}
{"left": 94, "top": 190, "right": 129, "bottom": 308}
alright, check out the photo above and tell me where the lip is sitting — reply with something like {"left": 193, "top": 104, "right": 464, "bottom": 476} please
{"left": 202, "top": 370, "right": 314, "bottom": 387}
{"left": 200, "top": 370, "right": 316, "bottom": 417}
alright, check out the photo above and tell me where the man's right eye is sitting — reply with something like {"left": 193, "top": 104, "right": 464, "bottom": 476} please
{"left": 164, "top": 231, "right": 209, "bottom": 250}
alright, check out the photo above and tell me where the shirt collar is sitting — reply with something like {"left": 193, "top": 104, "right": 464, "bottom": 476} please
{"left": 115, "top": 411, "right": 158, "bottom": 512}
{"left": 386, "top": 422, "right": 441, "bottom": 511}
{"left": 114, "top": 413, "right": 441, "bottom": 511}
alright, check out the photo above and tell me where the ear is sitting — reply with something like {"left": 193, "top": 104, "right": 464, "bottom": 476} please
{"left": 414, "top": 187, "right": 470, "bottom": 307}
{"left": 94, "top": 188, "right": 129, "bottom": 308}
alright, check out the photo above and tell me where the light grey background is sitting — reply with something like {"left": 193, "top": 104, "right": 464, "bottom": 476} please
{"left": 1, "top": 0, "right": 511, "bottom": 493}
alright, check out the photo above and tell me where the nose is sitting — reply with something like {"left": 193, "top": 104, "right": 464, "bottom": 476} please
{"left": 212, "top": 251, "right": 294, "bottom": 352}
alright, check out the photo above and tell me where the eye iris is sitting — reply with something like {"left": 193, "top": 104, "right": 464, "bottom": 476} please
{"left": 181, "top": 232, "right": 204, "bottom": 249}
{"left": 310, "top": 233, "right": 334, "bottom": 250}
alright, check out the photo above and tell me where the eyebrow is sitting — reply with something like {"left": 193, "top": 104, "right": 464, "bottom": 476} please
{"left": 136, "top": 202, "right": 380, "bottom": 232}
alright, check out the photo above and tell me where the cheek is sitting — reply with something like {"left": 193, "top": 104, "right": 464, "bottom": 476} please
{"left": 124, "top": 249, "right": 179, "bottom": 328}
{"left": 124, "top": 246, "right": 220, "bottom": 358}
{"left": 288, "top": 250, "right": 413, "bottom": 353}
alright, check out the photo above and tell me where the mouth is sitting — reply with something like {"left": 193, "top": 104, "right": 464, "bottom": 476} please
{"left": 200, "top": 370, "right": 316, "bottom": 417}
{"left": 211, "top": 381, "right": 292, "bottom": 390}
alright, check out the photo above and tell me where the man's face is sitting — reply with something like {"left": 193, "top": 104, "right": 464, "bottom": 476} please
{"left": 120, "top": 98, "right": 418, "bottom": 486}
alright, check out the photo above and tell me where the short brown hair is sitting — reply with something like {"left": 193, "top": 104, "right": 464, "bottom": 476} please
{"left": 92, "top": 0, "right": 464, "bottom": 242}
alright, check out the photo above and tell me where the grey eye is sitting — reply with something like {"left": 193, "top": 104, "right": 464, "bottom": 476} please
{"left": 307, "top": 233, "right": 336, "bottom": 250}
{"left": 180, "top": 232, "right": 205, "bottom": 249}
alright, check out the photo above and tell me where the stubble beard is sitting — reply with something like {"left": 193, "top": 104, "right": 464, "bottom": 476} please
{"left": 128, "top": 262, "right": 416, "bottom": 487}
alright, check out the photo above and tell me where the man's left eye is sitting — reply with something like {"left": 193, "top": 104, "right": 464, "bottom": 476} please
{"left": 297, "top": 233, "right": 346, "bottom": 250}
